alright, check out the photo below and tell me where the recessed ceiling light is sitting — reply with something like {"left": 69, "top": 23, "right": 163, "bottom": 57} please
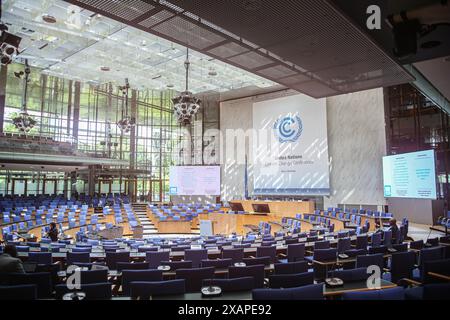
{"left": 42, "top": 14, "right": 57, "bottom": 24}
{"left": 100, "top": 66, "right": 110, "bottom": 71}
{"left": 167, "top": 84, "right": 174, "bottom": 88}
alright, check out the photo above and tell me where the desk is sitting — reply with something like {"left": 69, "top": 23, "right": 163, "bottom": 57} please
{"left": 229, "top": 200, "right": 314, "bottom": 217}
{"left": 156, "top": 221, "right": 192, "bottom": 234}
{"left": 199, "top": 212, "right": 271, "bottom": 235}
{"left": 153, "top": 291, "right": 252, "bottom": 300}
{"left": 147, "top": 281, "right": 397, "bottom": 300}
{"left": 323, "top": 280, "right": 396, "bottom": 297}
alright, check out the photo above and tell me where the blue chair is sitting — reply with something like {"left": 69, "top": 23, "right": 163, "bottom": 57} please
{"left": 256, "top": 246, "right": 277, "bottom": 263}
{"left": 405, "top": 283, "right": 450, "bottom": 300}
{"left": 201, "top": 258, "right": 233, "bottom": 268}
{"left": 130, "top": 280, "right": 186, "bottom": 299}
{"left": 67, "top": 252, "right": 90, "bottom": 266}
{"left": 202, "top": 277, "right": 254, "bottom": 292}
{"left": 116, "top": 262, "right": 150, "bottom": 272}
{"left": 16, "top": 246, "right": 30, "bottom": 252}
{"left": 222, "top": 248, "right": 244, "bottom": 263}
{"left": 274, "top": 261, "right": 308, "bottom": 275}
{"left": 414, "top": 247, "right": 443, "bottom": 281}
{"left": 314, "top": 240, "right": 330, "bottom": 250}
{"left": 422, "top": 258, "right": 450, "bottom": 284}
{"left": 356, "top": 253, "right": 384, "bottom": 271}
{"left": 5, "top": 273, "right": 52, "bottom": 298}
{"left": 161, "top": 260, "right": 193, "bottom": 270}
{"left": 384, "top": 251, "right": 416, "bottom": 284}
{"left": 368, "top": 245, "right": 388, "bottom": 255}
{"left": 342, "top": 287, "right": 405, "bottom": 300}
{"left": 252, "top": 283, "right": 323, "bottom": 300}
{"left": 79, "top": 269, "right": 108, "bottom": 284}
{"left": 243, "top": 256, "right": 271, "bottom": 266}
{"left": 137, "top": 246, "right": 158, "bottom": 253}
{"left": 122, "top": 270, "right": 163, "bottom": 296}
{"left": 28, "top": 252, "right": 52, "bottom": 265}
{"left": 72, "top": 247, "right": 92, "bottom": 253}
{"left": 145, "top": 251, "right": 171, "bottom": 269}
{"left": 176, "top": 267, "right": 215, "bottom": 292}
{"left": 229, "top": 265, "right": 265, "bottom": 288}
{"left": 383, "top": 230, "right": 393, "bottom": 247}
{"left": 328, "top": 267, "right": 369, "bottom": 282}
{"left": 269, "top": 271, "right": 314, "bottom": 288}
{"left": 55, "top": 283, "right": 112, "bottom": 300}
{"left": 371, "top": 232, "right": 382, "bottom": 247}
{"left": 105, "top": 252, "right": 130, "bottom": 270}
{"left": 184, "top": 249, "right": 208, "bottom": 268}
{"left": 337, "top": 238, "right": 352, "bottom": 254}
{"left": 284, "top": 243, "right": 306, "bottom": 263}
{"left": 0, "top": 285, "right": 37, "bottom": 300}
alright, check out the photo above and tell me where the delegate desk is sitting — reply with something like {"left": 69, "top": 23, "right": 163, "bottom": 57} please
{"left": 155, "top": 220, "right": 192, "bottom": 234}
{"left": 303, "top": 213, "right": 348, "bottom": 231}
{"left": 199, "top": 212, "right": 272, "bottom": 235}
{"left": 149, "top": 280, "right": 397, "bottom": 300}
{"left": 229, "top": 200, "right": 314, "bottom": 218}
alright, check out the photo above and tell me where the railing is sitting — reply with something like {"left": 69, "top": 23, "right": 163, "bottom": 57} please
{"left": 0, "top": 132, "right": 121, "bottom": 159}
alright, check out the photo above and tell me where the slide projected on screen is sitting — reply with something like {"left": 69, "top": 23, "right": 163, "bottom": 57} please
{"left": 169, "top": 166, "right": 220, "bottom": 196}
{"left": 252, "top": 94, "right": 330, "bottom": 195}
{"left": 382, "top": 150, "right": 437, "bottom": 199}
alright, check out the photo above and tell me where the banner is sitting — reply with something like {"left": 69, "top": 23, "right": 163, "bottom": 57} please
{"left": 252, "top": 94, "right": 330, "bottom": 195}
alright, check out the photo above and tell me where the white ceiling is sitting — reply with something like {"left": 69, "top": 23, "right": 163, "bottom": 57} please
{"left": 414, "top": 55, "right": 450, "bottom": 103}
{"left": 1, "top": 0, "right": 277, "bottom": 93}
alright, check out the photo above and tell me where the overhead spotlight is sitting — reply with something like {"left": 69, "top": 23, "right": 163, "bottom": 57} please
{"left": 0, "top": 30, "right": 22, "bottom": 65}
{"left": 14, "top": 71, "right": 24, "bottom": 78}
{"left": 42, "top": 14, "right": 57, "bottom": 24}
{"left": 208, "top": 68, "right": 217, "bottom": 76}
{"left": 167, "top": 83, "right": 174, "bottom": 88}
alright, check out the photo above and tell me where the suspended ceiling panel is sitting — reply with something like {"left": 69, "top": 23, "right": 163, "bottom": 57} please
{"left": 2, "top": 0, "right": 275, "bottom": 93}
{"left": 63, "top": 0, "right": 415, "bottom": 98}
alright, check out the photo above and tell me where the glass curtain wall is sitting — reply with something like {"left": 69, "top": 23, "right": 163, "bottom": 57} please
{"left": 1, "top": 63, "right": 220, "bottom": 201}
{"left": 385, "top": 83, "right": 450, "bottom": 210}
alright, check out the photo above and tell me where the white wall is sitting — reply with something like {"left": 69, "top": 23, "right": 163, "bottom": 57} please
{"left": 325, "top": 88, "right": 387, "bottom": 209}
{"left": 220, "top": 88, "right": 387, "bottom": 208}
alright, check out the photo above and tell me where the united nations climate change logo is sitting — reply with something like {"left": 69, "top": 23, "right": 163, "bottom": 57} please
{"left": 273, "top": 115, "right": 303, "bottom": 143}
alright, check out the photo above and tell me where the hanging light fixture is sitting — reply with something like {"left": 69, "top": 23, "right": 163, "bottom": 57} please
{"left": 117, "top": 78, "right": 135, "bottom": 133}
{"left": 12, "top": 59, "right": 36, "bottom": 133}
{"left": 172, "top": 48, "right": 201, "bottom": 125}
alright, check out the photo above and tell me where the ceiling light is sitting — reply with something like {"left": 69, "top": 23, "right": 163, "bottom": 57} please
{"left": 12, "top": 60, "right": 37, "bottom": 133}
{"left": 117, "top": 78, "right": 135, "bottom": 134}
{"left": 100, "top": 66, "right": 110, "bottom": 71}
{"left": 172, "top": 48, "right": 201, "bottom": 126}
{"left": 42, "top": 14, "right": 57, "bottom": 24}
{"left": 208, "top": 68, "right": 217, "bottom": 76}
{"left": 167, "top": 84, "right": 174, "bottom": 88}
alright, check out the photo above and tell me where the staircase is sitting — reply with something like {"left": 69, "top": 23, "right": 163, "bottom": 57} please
{"left": 132, "top": 203, "right": 157, "bottom": 235}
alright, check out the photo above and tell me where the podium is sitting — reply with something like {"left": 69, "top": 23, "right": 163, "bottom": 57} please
{"left": 200, "top": 220, "right": 214, "bottom": 237}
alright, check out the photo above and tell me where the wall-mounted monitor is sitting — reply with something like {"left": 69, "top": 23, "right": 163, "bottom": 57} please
{"left": 382, "top": 150, "right": 437, "bottom": 200}
{"left": 169, "top": 166, "right": 220, "bottom": 196}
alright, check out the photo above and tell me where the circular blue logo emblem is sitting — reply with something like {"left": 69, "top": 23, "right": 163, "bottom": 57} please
{"left": 273, "top": 115, "right": 303, "bottom": 143}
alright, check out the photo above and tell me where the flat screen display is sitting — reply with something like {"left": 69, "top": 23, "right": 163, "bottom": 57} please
{"left": 382, "top": 150, "right": 437, "bottom": 199}
{"left": 169, "top": 166, "right": 220, "bottom": 196}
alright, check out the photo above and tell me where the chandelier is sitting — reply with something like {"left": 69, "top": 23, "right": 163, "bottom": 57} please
{"left": 117, "top": 78, "right": 135, "bottom": 133}
{"left": 12, "top": 59, "right": 36, "bottom": 133}
{"left": 172, "top": 48, "right": 201, "bottom": 125}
